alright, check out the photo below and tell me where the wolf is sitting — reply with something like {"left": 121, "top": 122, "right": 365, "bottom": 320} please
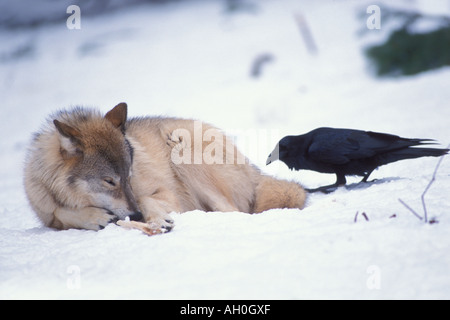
{"left": 24, "top": 103, "right": 306, "bottom": 234}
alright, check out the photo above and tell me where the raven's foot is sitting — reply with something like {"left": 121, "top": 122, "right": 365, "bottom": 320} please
{"left": 305, "top": 183, "right": 343, "bottom": 194}
{"left": 361, "top": 178, "right": 378, "bottom": 184}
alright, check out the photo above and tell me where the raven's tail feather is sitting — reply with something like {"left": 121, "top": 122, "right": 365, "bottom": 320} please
{"left": 400, "top": 138, "right": 439, "bottom": 148}
{"left": 378, "top": 146, "right": 449, "bottom": 165}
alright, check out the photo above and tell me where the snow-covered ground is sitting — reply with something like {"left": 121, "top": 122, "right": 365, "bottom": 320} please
{"left": 1, "top": 0, "right": 449, "bottom": 299}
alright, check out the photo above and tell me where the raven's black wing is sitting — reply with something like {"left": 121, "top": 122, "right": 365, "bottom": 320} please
{"left": 307, "top": 128, "right": 431, "bottom": 165}
{"left": 307, "top": 131, "right": 358, "bottom": 164}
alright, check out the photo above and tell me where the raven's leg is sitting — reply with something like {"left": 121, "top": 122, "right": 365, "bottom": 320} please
{"left": 335, "top": 173, "right": 347, "bottom": 186}
{"left": 360, "top": 169, "right": 375, "bottom": 183}
{"left": 306, "top": 174, "right": 346, "bottom": 193}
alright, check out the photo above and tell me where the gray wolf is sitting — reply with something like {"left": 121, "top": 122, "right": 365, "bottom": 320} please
{"left": 267, "top": 127, "right": 448, "bottom": 193}
{"left": 24, "top": 103, "right": 306, "bottom": 234}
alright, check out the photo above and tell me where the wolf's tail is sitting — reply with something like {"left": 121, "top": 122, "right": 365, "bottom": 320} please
{"left": 253, "top": 176, "right": 306, "bottom": 213}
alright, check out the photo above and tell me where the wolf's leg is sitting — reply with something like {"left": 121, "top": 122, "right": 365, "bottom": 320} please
{"left": 138, "top": 189, "right": 180, "bottom": 232}
{"left": 210, "top": 201, "right": 239, "bottom": 212}
{"left": 54, "top": 207, "right": 118, "bottom": 231}
{"left": 202, "top": 192, "right": 239, "bottom": 212}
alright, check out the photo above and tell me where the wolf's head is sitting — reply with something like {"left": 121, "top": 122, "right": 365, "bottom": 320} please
{"left": 53, "top": 103, "right": 142, "bottom": 221}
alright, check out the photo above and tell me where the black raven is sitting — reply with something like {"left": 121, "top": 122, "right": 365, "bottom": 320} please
{"left": 266, "top": 127, "right": 449, "bottom": 192}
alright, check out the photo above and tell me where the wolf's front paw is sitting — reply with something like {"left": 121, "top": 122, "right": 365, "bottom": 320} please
{"left": 54, "top": 207, "right": 118, "bottom": 231}
{"left": 160, "top": 216, "right": 175, "bottom": 232}
{"left": 148, "top": 213, "right": 175, "bottom": 233}
{"left": 85, "top": 207, "right": 119, "bottom": 230}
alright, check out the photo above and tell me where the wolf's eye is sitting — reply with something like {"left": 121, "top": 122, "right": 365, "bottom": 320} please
{"left": 103, "top": 177, "right": 117, "bottom": 187}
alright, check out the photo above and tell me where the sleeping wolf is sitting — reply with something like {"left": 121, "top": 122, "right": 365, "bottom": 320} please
{"left": 24, "top": 103, "right": 306, "bottom": 234}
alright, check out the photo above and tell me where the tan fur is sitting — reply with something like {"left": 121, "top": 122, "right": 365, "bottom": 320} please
{"left": 253, "top": 176, "right": 307, "bottom": 213}
{"left": 24, "top": 103, "right": 306, "bottom": 233}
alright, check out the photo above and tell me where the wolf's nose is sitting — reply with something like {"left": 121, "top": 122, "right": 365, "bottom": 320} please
{"left": 128, "top": 211, "right": 143, "bottom": 222}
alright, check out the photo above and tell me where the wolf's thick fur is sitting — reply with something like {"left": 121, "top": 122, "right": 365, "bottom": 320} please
{"left": 24, "top": 103, "right": 306, "bottom": 233}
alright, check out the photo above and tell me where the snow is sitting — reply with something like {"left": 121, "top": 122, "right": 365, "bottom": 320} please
{"left": 1, "top": 0, "right": 450, "bottom": 299}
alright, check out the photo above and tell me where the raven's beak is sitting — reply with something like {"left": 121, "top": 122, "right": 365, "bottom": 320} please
{"left": 266, "top": 144, "right": 279, "bottom": 165}
{"left": 266, "top": 154, "right": 273, "bottom": 165}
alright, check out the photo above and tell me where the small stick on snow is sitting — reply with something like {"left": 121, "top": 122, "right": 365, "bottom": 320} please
{"left": 398, "top": 198, "right": 423, "bottom": 221}
{"left": 421, "top": 149, "right": 447, "bottom": 222}
{"left": 354, "top": 211, "right": 369, "bottom": 222}
{"left": 361, "top": 212, "right": 369, "bottom": 221}
{"left": 398, "top": 145, "right": 448, "bottom": 223}
{"left": 294, "top": 13, "right": 318, "bottom": 55}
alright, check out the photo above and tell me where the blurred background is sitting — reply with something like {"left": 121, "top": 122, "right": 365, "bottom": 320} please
{"left": 1, "top": 0, "right": 449, "bottom": 183}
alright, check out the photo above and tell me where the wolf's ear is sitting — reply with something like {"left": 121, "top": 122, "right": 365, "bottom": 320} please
{"left": 54, "top": 119, "right": 83, "bottom": 156}
{"left": 105, "top": 102, "right": 127, "bottom": 133}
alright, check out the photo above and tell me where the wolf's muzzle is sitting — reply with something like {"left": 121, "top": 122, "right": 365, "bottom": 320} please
{"left": 128, "top": 211, "right": 144, "bottom": 222}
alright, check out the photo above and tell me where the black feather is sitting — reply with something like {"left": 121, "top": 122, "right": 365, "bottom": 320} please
{"left": 267, "top": 127, "right": 448, "bottom": 192}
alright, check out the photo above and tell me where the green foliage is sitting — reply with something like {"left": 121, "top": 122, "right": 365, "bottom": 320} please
{"left": 366, "top": 26, "right": 450, "bottom": 77}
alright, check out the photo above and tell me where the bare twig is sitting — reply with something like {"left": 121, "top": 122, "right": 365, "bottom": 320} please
{"left": 398, "top": 145, "right": 449, "bottom": 223}
{"left": 250, "top": 53, "right": 275, "bottom": 78}
{"left": 398, "top": 198, "right": 423, "bottom": 221}
{"left": 354, "top": 211, "right": 369, "bottom": 222}
{"left": 294, "top": 13, "right": 318, "bottom": 55}
{"left": 421, "top": 152, "right": 446, "bottom": 222}
{"left": 361, "top": 212, "right": 369, "bottom": 221}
